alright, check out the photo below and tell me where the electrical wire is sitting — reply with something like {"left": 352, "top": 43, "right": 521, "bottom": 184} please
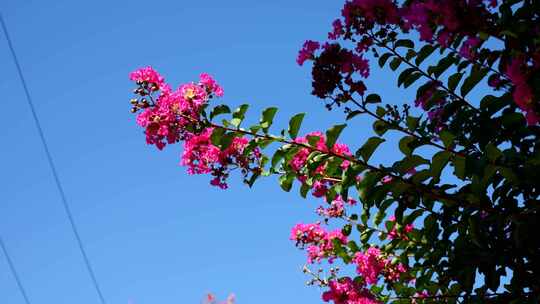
{"left": 0, "top": 236, "right": 31, "bottom": 304}
{"left": 0, "top": 12, "right": 107, "bottom": 304}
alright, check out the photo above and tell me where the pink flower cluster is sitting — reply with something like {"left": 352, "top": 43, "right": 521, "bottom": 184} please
{"left": 353, "top": 247, "right": 407, "bottom": 285}
{"left": 290, "top": 132, "right": 352, "bottom": 198}
{"left": 341, "top": 0, "right": 399, "bottom": 31}
{"left": 297, "top": 40, "right": 321, "bottom": 66}
{"left": 387, "top": 216, "right": 414, "bottom": 241}
{"left": 130, "top": 67, "right": 259, "bottom": 188}
{"left": 316, "top": 195, "right": 357, "bottom": 218}
{"left": 459, "top": 36, "right": 482, "bottom": 60}
{"left": 506, "top": 57, "right": 539, "bottom": 125}
{"left": 400, "top": 0, "right": 493, "bottom": 48}
{"left": 129, "top": 66, "right": 165, "bottom": 90}
{"left": 203, "top": 293, "right": 235, "bottom": 304}
{"left": 180, "top": 128, "right": 257, "bottom": 189}
{"left": 290, "top": 223, "right": 347, "bottom": 263}
{"left": 411, "top": 291, "right": 430, "bottom": 304}
{"left": 322, "top": 277, "right": 379, "bottom": 304}
{"left": 131, "top": 67, "right": 223, "bottom": 150}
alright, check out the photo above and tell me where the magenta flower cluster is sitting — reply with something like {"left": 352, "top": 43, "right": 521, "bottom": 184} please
{"left": 290, "top": 132, "right": 352, "bottom": 198}
{"left": 297, "top": 0, "right": 540, "bottom": 127}
{"left": 322, "top": 277, "right": 379, "bottom": 304}
{"left": 353, "top": 247, "right": 407, "bottom": 285}
{"left": 290, "top": 223, "right": 348, "bottom": 264}
{"left": 129, "top": 67, "right": 259, "bottom": 189}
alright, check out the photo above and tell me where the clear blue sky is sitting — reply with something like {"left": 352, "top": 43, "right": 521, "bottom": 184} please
{"left": 0, "top": 1, "right": 419, "bottom": 304}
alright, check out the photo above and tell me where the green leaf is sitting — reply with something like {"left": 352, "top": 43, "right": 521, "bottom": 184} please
{"left": 406, "top": 116, "right": 420, "bottom": 131}
{"left": 374, "top": 209, "right": 386, "bottom": 226}
{"left": 485, "top": 143, "right": 503, "bottom": 162}
{"left": 394, "top": 155, "right": 430, "bottom": 174}
{"left": 461, "top": 67, "right": 489, "bottom": 97}
{"left": 389, "top": 57, "right": 402, "bottom": 71}
{"left": 231, "top": 104, "right": 249, "bottom": 128}
{"left": 431, "top": 151, "right": 452, "bottom": 183}
{"left": 399, "top": 136, "right": 417, "bottom": 156}
{"left": 279, "top": 173, "right": 294, "bottom": 192}
{"left": 210, "top": 104, "right": 231, "bottom": 120}
{"left": 375, "top": 106, "right": 386, "bottom": 117}
{"left": 378, "top": 53, "right": 392, "bottom": 67}
{"left": 447, "top": 72, "right": 464, "bottom": 92}
{"left": 356, "top": 137, "right": 385, "bottom": 162}
{"left": 210, "top": 128, "right": 226, "bottom": 146}
{"left": 415, "top": 44, "right": 436, "bottom": 65}
{"left": 404, "top": 209, "right": 424, "bottom": 225}
{"left": 365, "top": 93, "right": 382, "bottom": 104}
{"left": 325, "top": 124, "right": 347, "bottom": 149}
{"left": 307, "top": 135, "right": 322, "bottom": 147}
{"left": 259, "top": 107, "right": 278, "bottom": 133}
{"left": 412, "top": 169, "right": 431, "bottom": 184}
{"left": 439, "top": 130, "right": 455, "bottom": 148}
{"left": 271, "top": 148, "right": 286, "bottom": 170}
{"left": 403, "top": 72, "right": 422, "bottom": 88}
{"left": 428, "top": 53, "right": 456, "bottom": 78}
{"left": 288, "top": 113, "right": 305, "bottom": 139}
{"left": 405, "top": 49, "right": 417, "bottom": 60}
{"left": 398, "top": 68, "right": 416, "bottom": 87}
{"left": 299, "top": 183, "right": 310, "bottom": 198}
{"left": 452, "top": 155, "right": 466, "bottom": 179}
{"left": 373, "top": 120, "right": 389, "bottom": 136}
{"left": 360, "top": 230, "right": 375, "bottom": 244}
{"left": 395, "top": 39, "right": 415, "bottom": 49}
{"left": 346, "top": 110, "right": 363, "bottom": 120}
{"left": 342, "top": 224, "right": 352, "bottom": 236}
{"left": 219, "top": 132, "right": 237, "bottom": 150}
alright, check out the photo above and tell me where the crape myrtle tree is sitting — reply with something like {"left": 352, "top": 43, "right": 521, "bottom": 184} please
{"left": 127, "top": 0, "right": 540, "bottom": 303}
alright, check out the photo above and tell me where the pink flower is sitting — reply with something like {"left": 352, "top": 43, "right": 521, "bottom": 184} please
{"left": 290, "top": 223, "right": 347, "bottom": 263}
{"left": 328, "top": 19, "right": 344, "bottom": 40}
{"left": 488, "top": 75, "right": 502, "bottom": 88}
{"left": 317, "top": 196, "right": 356, "bottom": 218}
{"left": 353, "top": 247, "right": 408, "bottom": 285}
{"left": 297, "top": 40, "right": 321, "bottom": 66}
{"left": 312, "top": 181, "right": 329, "bottom": 198}
{"left": 199, "top": 73, "right": 224, "bottom": 97}
{"left": 382, "top": 176, "right": 393, "bottom": 184}
{"left": 412, "top": 291, "right": 430, "bottom": 304}
{"left": 322, "top": 277, "right": 379, "bottom": 304}
{"left": 506, "top": 57, "right": 539, "bottom": 125}
{"left": 387, "top": 215, "right": 414, "bottom": 240}
{"left": 290, "top": 223, "right": 326, "bottom": 244}
{"left": 181, "top": 128, "right": 221, "bottom": 175}
{"left": 129, "top": 66, "right": 165, "bottom": 89}
{"left": 353, "top": 247, "right": 385, "bottom": 285}
{"left": 180, "top": 128, "right": 257, "bottom": 188}
{"left": 459, "top": 36, "right": 482, "bottom": 60}
{"left": 289, "top": 131, "right": 352, "bottom": 197}
{"left": 130, "top": 70, "right": 260, "bottom": 187}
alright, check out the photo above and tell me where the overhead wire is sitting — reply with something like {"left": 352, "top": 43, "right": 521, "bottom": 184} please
{"left": 0, "top": 236, "right": 32, "bottom": 304}
{"left": 0, "top": 12, "right": 107, "bottom": 304}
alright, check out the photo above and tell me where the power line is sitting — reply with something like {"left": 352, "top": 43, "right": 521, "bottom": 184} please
{"left": 0, "top": 236, "right": 31, "bottom": 304}
{"left": 0, "top": 13, "right": 107, "bottom": 304}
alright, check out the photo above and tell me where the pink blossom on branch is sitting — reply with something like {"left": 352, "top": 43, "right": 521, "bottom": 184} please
{"left": 322, "top": 277, "right": 379, "bottom": 304}
{"left": 290, "top": 132, "right": 352, "bottom": 198}
{"left": 129, "top": 66, "right": 165, "bottom": 89}
{"left": 297, "top": 40, "right": 321, "bottom": 66}
{"left": 290, "top": 223, "right": 347, "bottom": 263}
{"left": 353, "top": 247, "right": 407, "bottom": 285}
{"left": 506, "top": 57, "right": 539, "bottom": 125}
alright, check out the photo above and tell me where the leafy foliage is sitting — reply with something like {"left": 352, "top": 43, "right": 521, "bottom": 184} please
{"left": 129, "top": 1, "right": 540, "bottom": 303}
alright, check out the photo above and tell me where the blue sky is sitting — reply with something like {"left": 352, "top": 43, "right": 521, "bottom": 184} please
{"left": 0, "top": 1, "right": 420, "bottom": 304}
